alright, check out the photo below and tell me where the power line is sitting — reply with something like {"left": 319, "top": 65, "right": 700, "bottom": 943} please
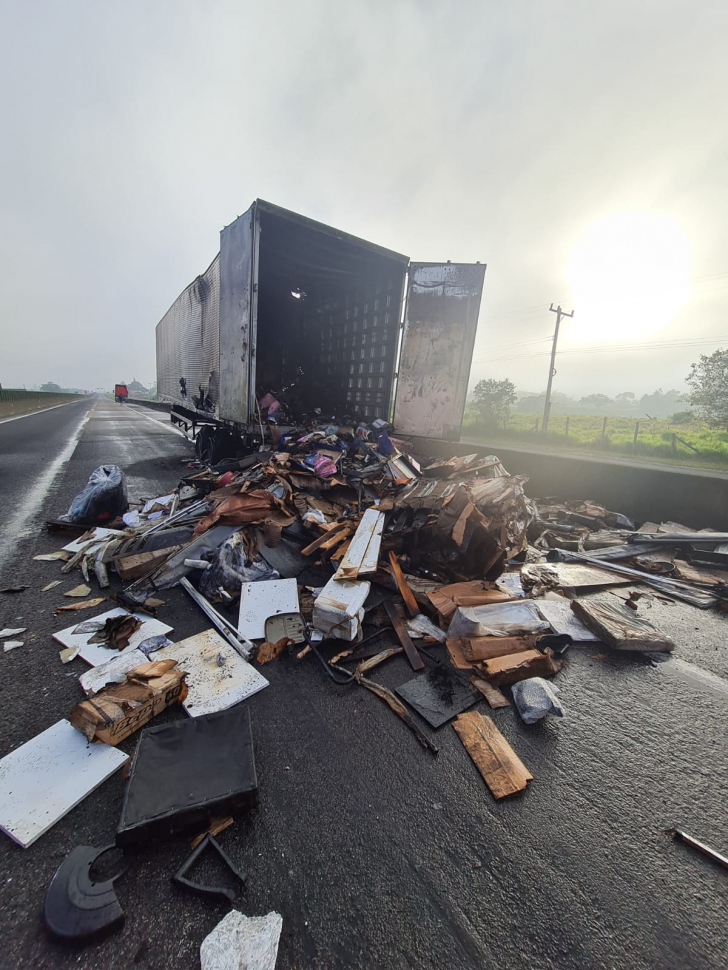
{"left": 478, "top": 332, "right": 728, "bottom": 365}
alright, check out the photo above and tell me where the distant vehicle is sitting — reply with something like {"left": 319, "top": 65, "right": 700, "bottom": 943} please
{"left": 114, "top": 383, "right": 128, "bottom": 404}
{"left": 155, "top": 198, "right": 486, "bottom": 462}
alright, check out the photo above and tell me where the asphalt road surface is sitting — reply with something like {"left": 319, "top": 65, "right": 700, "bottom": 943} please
{"left": 0, "top": 398, "right": 726, "bottom": 970}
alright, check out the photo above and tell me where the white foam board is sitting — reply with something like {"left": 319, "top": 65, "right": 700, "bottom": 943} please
{"left": 238, "top": 578, "right": 299, "bottom": 640}
{"left": 151, "top": 628, "right": 268, "bottom": 717}
{"left": 53, "top": 608, "right": 173, "bottom": 666}
{"left": 0, "top": 720, "right": 128, "bottom": 848}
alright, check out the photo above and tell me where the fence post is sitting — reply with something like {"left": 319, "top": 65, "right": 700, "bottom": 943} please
{"left": 534, "top": 419, "right": 539, "bottom": 433}
{"left": 633, "top": 420, "right": 639, "bottom": 448}
{"left": 564, "top": 416, "right": 569, "bottom": 437}
{"left": 601, "top": 416, "right": 608, "bottom": 442}
{"left": 671, "top": 433, "right": 677, "bottom": 455}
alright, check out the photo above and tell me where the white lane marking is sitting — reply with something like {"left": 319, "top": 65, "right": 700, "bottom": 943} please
{"left": 125, "top": 404, "right": 191, "bottom": 441}
{"left": 0, "top": 405, "right": 92, "bottom": 577}
{"left": 0, "top": 398, "right": 85, "bottom": 426}
{"left": 664, "top": 657, "right": 728, "bottom": 697}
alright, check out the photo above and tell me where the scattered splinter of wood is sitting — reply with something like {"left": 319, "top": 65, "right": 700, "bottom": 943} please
{"left": 387, "top": 550, "right": 419, "bottom": 618}
{"left": 453, "top": 711, "right": 532, "bottom": 799}
{"left": 355, "top": 646, "right": 403, "bottom": 675}
{"left": 190, "top": 817, "right": 234, "bottom": 850}
{"left": 384, "top": 599, "right": 424, "bottom": 671}
{"left": 301, "top": 522, "right": 350, "bottom": 557}
{"left": 357, "top": 674, "right": 438, "bottom": 754}
{"left": 469, "top": 676, "right": 510, "bottom": 709}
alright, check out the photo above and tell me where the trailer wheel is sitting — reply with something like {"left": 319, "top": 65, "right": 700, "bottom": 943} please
{"left": 195, "top": 426, "right": 244, "bottom": 465}
{"left": 195, "top": 425, "right": 217, "bottom": 463}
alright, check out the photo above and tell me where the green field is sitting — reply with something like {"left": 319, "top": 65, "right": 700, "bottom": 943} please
{"left": 462, "top": 411, "right": 728, "bottom": 470}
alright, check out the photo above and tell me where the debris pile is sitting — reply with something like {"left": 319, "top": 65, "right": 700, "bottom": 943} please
{"left": 3, "top": 423, "right": 728, "bottom": 951}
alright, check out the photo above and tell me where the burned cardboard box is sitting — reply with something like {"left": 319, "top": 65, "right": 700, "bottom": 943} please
{"left": 68, "top": 660, "right": 187, "bottom": 745}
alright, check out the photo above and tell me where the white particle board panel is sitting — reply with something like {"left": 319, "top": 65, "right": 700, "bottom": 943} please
{"left": 0, "top": 720, "right": 128, "bottom": 848}
{"left": 53, "top": 608, "right": 173, "bottom": 667}
{"left": 237, "top": 579, "right": 299, "bottom": 640}
{"left": 151, "top": 628, "right": 268, "bottom": 717}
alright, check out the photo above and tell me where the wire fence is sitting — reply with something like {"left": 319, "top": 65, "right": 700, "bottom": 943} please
{"left": 464, "top": 410, "right": 728, "bottom": 467}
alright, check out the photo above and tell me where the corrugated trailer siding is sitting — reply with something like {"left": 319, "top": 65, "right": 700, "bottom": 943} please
{"left": 156, "top": 254, "right": 220, "bottom": 410}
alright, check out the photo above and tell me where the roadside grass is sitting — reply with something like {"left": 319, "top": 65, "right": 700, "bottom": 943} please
{"left": 462, "top": 411, "right": 728, "bottom": 470}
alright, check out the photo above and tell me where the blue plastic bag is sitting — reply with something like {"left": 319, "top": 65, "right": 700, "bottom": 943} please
{"left": 60, "top": 465, "right": 128, "bottom": 524}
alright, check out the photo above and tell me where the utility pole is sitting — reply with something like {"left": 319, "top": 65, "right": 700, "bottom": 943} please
{"left": 542, "top": 303, "right": 574, "bottom": 433}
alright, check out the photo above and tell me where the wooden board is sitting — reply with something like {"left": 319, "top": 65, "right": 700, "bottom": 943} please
{"left": 335, "top": 509, "right": 384, "bottom": 580}
{"left": 300, "top": 522, "right": 350, "bottom": 557}
{"left": 116, "top": 545, "right": 184, "bottom": 581}
{"left": 453, "top": 711, "right": 531, "bottom": 799}
{"left": 570, "top": 598, "right": 675, "bottom": 652}
{"left": 469, "top": 676, "right": 511, "bottom": 708}
{"left": 358, "top": 514, "right": 385, "bottom": 574}
{"left": 388, "top": 550, "right": 419, "bottom": 617}
{"left": 384, "top": 599, "right": 424, "bottom": 670}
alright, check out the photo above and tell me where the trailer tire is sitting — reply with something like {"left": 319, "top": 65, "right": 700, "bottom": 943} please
{"left": 195, "top": 425, "right": 217, "bottom": 463}
{"left": 195, "top": 426, "right": 243, "bottom": 465}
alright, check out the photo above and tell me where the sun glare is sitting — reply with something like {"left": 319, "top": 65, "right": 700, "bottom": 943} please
{"left": 565, "top": 212, "right": 690, "bottom": 341}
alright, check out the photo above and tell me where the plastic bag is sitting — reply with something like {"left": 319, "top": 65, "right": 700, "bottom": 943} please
{"left": 60, "top": 465, "right": 128, "bottom": 524}
{"left": 511, "top": 678, "right": 564, "bottom": 724}
{"left": 447, "top": 601, "right": 550, "bottom": 639}
{"left": 406, "top": 613, "right": 446, "bottom": 642}
{"left": 198, "top": 531, "right": 279, "bottom": 603}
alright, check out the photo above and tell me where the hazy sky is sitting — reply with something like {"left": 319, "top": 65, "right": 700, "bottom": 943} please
{"left": 2, "top": 1, "right": 727, "bottom": 398}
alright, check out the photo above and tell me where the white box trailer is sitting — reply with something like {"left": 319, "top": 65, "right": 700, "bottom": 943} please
{"left": 156, "top": 199, "right": 485, "bottom": 454}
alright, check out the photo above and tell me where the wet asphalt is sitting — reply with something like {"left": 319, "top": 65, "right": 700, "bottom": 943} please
{"left": 0, "top": 398, "right": 726, "bottom": 970}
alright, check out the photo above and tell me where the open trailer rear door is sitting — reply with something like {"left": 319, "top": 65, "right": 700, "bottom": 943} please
{"left": 393, "top": 262, "right": 486, "bottom": 440}
{"left": 219, "top": 203, "right": 260, "bottom": 426}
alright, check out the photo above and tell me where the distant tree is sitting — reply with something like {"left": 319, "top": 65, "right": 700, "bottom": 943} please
{"left": 40, "top": 382, "right": 62, "bottom": 393}
{"left": 640, "top": 388, "right": 684, "bottom": 417}
{"left": 686, "top": 349, "right": 728, "bottom": 429}
{"left": 513, "top": 393, "right": 543, "bottom": 413}
{"left": 669, "top": 410, "right": 695, "bottom": 425}
{"left": 472, "top": 378, "right": 517, "bottom": 426}
{"left": 615, "top": 391, "right": 635, "bottom": 403}
{"left": 580, "top": 393, "right": 612, "bottom": 409}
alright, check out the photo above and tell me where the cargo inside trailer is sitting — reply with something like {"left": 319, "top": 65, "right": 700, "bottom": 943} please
{"left": 254, "top": 206, "right": 409, "bottom": 422}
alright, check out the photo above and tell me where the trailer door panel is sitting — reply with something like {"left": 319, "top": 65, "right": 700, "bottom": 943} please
{"left": 393, "top": 262, "right": 486, "bottom": 440}
{"left": 219, "top": 203, "right": 259, "bottom": 425}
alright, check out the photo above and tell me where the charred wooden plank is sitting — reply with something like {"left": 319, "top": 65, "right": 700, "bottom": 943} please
{"left": 384, "top": 599, "right": 424, "bottom": 671}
